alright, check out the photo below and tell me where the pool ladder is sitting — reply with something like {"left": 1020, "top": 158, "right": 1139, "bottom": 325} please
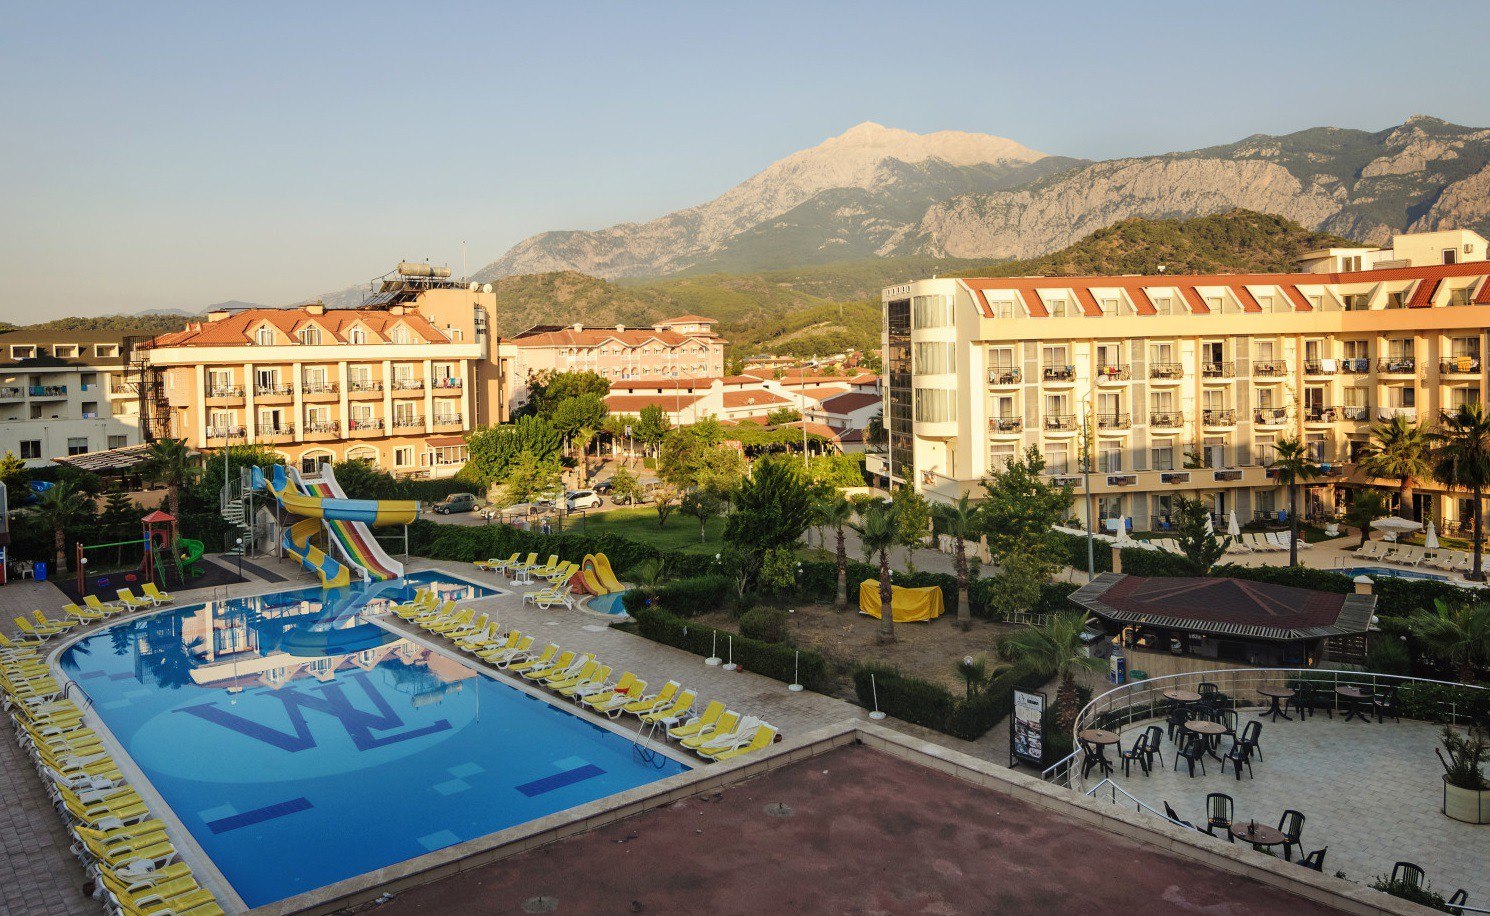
{"left": 631, "top": 719, "right": 667, "bottom": 769}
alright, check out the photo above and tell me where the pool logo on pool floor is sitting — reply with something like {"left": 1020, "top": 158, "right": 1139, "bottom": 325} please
{"left": 177, "top": 672, "right": 452, "bottom": 753}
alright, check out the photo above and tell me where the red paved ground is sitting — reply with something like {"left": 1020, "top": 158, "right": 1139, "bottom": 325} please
{"left": 371, "top": 745, "right": 1344, "bottom": 915}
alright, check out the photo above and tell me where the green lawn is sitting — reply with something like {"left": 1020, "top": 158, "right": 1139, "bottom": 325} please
{"left": 565, "top": 506, "right": 728, "bottom": 555}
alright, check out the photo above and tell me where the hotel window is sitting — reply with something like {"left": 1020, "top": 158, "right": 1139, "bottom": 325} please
{"left": 989, "top": 346, "right": 1015, "bottom": 371}
{"left": 914, "top": 342, "right": 955, "bottom": 374}
{"left": 1043, "top": 443, "right": 1069, "bottom": 476}
{"left": 1151, "top": 295, "right": 1176, "bottom": 316}
{"left": 1308, "top": 294, "right": 1324, "bottom": 310}
{"left": 1151, "top": 342, "right": 1175, "bottom": 364}
{"left": 1097, "top": 440, "right": 1123, "bottom": 473}
{"left": 393, "top": 402, "right": 420, "bottom": 427}
{"left": 911, "top": 295, "right": 952, "bottom": 329}
{"left": 108, "top": 435, "right": 127, "bottom": 449}
{"left": 1097, "top": 496, "right": 1124, "bottom": 520}
{"left": 19, "top": 440, "right": 40, "bottom": 460}
{"left": 1345, "top": 294, "right": 1370, "bottom": 311}
{"left": 1254, "top": 435, "right": 1277, "bottom": 465}
{"left": 347, "top": 327, "right": 366, "bottom": 345}
{"left": 989, "top": 443, "right": 1016, "bottom": 468}
{"left": 1203, "top": 437, "right": 1226, "bottom": 468}
{"left": 394, "top": 446, "right": 414, "bottom": 467}
{"left": 305, "top": 405, "right": 331, "bottom": 428}
{"left": 1385, "top": 290, "right": 1408, "bottom": 309}
{"left": 913, "top": 388, "right": 956, "bottom": 423}
{"left": 9, "top": 346, "right": 35, "bottom": 359}
{"left": 348, "top": 365, "right": 373, "bottom": 389}
{"left": 988, "top": 298, "right": 1016, "bottom": 320}
{"left": 254, "top": 326, "right": 274, "bottom": 346}
{"left": 209, "top": 409, "right": 235, "bottom": 431}
{"left": 208, "top": 369, "right": 233, "bottom": 393}
{"left": 298, "top": 326, "right": 322, "bottom": 345}
{"left": 1098, "top": 297, "right": 1118, "bottom": 316}
{"left": 1449, "top": 286, "right": 1474, "bottom": 307}
{"left": 304, "top": 366, "right": 328, "bottom": 390}
{"left": 1443, "top": 248, "right": 1458, "bottom": 265}
{"left": 1205, "top": 295, "right": 1224, "bottom": 313}
{"left": 67, "top": 437, "right": 88, "bottom": 456}
{"left": 390, "top": 325, "right": 414, "bottom": 345}
{"left": 1151, "top": 442, "right": 1175, "bottom": 471}
{"left": 1306, "top": 434, "right": 1327, "bottom": 462}
{"left": 1046, "top": 297, "right": 1070, "bottom": 318}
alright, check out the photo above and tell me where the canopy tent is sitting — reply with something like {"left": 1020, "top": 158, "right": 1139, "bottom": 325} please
{"left": 858, "top": 580, "right": 945, "bottom": 622}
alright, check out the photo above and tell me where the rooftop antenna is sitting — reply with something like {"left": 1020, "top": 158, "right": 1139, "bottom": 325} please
{"left": 462, "top": 240, "right": 467, "bottom": 281}
{"left": 482, "top": 284, "right": 493, "bottom": 294}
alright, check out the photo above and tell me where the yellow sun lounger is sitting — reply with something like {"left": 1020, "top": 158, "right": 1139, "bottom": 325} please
{"left": 479, "top": 634, "right": 533, "bottom": 666}
{"left": 504, "top": 643, "right": 558, "bottom": 673}
{"left": 116, "top": 589, "right": 153, "bottom": 612}
{"left": 542, "top": 658, "right": 598, "bottom": 688}
{"left": 680, "top": 711, "right": 740, "bottom": 750}
{"left": 668, "top": 701, "right": 726, "bottom": 739}
{"left": 621, "top": 680, "right": 680, "bottom": 717}
{"left": 639, "top": 690, "right": 696, "bottom": 725}
{"left": 704, "top": 725, "right": 778, "bottom": 761}
{"left": 13, "top": 618, "right": 57, "bottom": 640}
{"left": 520, "top": 650, "right": 578, "bottom": 682}
{"left": 63, "top": 603, "right": 106, "bottom": 623}
{"left": 587, "top": 679, "right": 646, "bottom": 716}
{"left": 562, "top": 669, "right": 631, "bottom": 700}
{"left": 142, "top": 583, "right": 174, "bottom": 605}
{"left": 475, "top": 553, "right": 518, "bottom": 571}
{"left": 550, "top": 663, "right": 610, "bottom": 694}
{"left": 85, "top": 595, "right": 120, "bottom": 616}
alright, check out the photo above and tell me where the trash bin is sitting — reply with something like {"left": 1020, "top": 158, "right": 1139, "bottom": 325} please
{"left": 34, "top": 561, "right": 47, "bottom": 582}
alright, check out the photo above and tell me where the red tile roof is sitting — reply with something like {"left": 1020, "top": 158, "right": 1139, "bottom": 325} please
{"left": 722, "top": 390, "right": 789, "bottom": 409}
{"left": 791, "top": 386, "right": 852, "bottom": 403}
{"left": 1408, "top": 278, "right": 1441, "bottom": 308}
{"left": 819, "top": 392, "right": 882, "bottom": 414}
{"left": 1092, "top": 576, "right": 1345, "bottom": 629}
{"left": 151, "top": 308, "right": 448, "bottom": 347}
{"left": 604, "top": 393, "right": 703, "bottom": 413}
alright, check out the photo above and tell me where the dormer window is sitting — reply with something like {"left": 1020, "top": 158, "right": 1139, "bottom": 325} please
{"left": 389, "top": 325, "right": 413, "bottom": 345}
{"left": 298, "top": 326, "right": 322, "bottom": 346}
{"left": 255, "top": 326, "right": 274, "bottom": 346}
{"left": 347, "top": 327, "right": 366, "bottom": 345}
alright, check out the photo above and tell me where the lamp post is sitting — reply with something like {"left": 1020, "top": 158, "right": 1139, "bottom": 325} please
{"left": 1081, "top": 393, "right": 1095, "bottom": 582}
{"left": 234, "top": 537, "right": 243, "bottom": 582}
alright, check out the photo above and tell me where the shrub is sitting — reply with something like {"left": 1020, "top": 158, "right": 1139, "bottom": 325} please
{"left": 650, "top": 575, "right": 734, "bottom": 619}
{"left": 632, "top": 606, "right": 829, "bottom": 690}
{"left": 1368, "top": 876, "right": 1449, "bottom": 911}
{"left": 739, "top": 607, "right": 790, "bottom": 643}
{"left": 851, "top": 663, "right": 1051, "bottom": 741}
{"left": 1365, "top": 637, "right": 1412, "bottom": 676}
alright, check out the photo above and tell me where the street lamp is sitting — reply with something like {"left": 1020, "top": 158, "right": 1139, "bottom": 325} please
{"left": 234, "top": 537, "right": 243, "bottom": 582}
{"left": 1080, "top": 393, "right": 1095, "bottom": 582}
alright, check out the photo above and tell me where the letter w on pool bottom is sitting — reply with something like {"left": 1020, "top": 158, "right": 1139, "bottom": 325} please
{"left": 176, "top": 672, "right": 451, "bottom": 753}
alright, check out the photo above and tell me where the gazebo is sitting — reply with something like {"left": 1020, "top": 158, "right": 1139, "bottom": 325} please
{"left": 1068, "top": 573, "right": 1376, "bottom": 668}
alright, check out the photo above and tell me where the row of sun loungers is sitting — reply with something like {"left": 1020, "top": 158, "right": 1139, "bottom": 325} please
{"left": 1355, "top": 539, "right": 1478, "bottom": 573}
{"left": 475, "top": 552, "right": 581, "bottom": 609}
{"left": 2, "top": 600, "right": 223, "bottom": 915}
{"left": 1054, "top": 525, "right": 1308, "bottom": 556}
{"left": 391, "top": 588, "right": 779, "bottom": 762}
{"left": 10, "top": 586, "right": 176, "bottom": 645}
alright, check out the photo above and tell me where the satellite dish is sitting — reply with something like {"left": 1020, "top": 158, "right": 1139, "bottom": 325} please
{"left": 482, "top": 284, "right": 493, "bottom": 294}
{"left": 468, "top": 282, "right": 479, "bottom": 292}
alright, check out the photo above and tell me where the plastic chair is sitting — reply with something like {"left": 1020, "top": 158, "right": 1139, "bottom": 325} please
{"left": 1298, "top": 848, "right": 1327, "bottom": 872}
{"left": 1391, "top": 862, "right": 1425, "bottom": 889}
{"left": 1221, "top": 738, "right": 1254, "bottom": 780}
{"left": 1239, "top": 719, "right": 1263, "bottom": 761}
{"left": 1204, "top": 793, "right": 1234, "bottom": 841}
{"left": 1141, "top": 724, "right": 1165, "bottom": 770}
{"left": 1163, "top": 801, "right": 1195, "bottom": 830}
{"left": 1374, "top": 685, "right": 1401, "bottom": 723}
{"left": 1120, "top": 732, "right": 1150, "bottom": 778}
{"left": 1175, "top": 733, "right": 1207, "bottom": 777}
{"left": 1278, "top": 809, "right": 1305, "bottom": 861}
{"left": 1446, "top": 889, "right": 1467, "bottom": 914}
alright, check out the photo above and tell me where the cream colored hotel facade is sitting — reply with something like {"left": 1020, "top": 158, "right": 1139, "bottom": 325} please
{"left": 874, "top": 229, "right": 1490, "bottom": 534}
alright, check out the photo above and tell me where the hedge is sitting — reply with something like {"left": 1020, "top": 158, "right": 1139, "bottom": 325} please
{"left": 632, "top": 605, "right": 830, "bottom": 691}
{"left": 406, "top": 518, "right": 664, "bottom": 577}
{"left": 621, "top": 575, "right": 733, "bottom": 619}
{"left": 851, "top": 663, "right": 1051, "bottom": 741}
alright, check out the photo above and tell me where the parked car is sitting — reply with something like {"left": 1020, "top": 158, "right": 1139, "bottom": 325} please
{"left": 431, "top": 493, "right": 479, "bottom": 514}
{"left": 566, "top": 489, "right": 603, "bottom": 510}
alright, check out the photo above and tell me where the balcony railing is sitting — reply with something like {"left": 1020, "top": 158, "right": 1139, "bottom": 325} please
{"left": 1159, "top": 472, "right": 1190, "bottom": 485}
{"left": 1096, "top": 412, "right": 1131, "bottom": 429}
{"left": 1202, "top": 408, "right": 1236, "bottom": 426}
{"left": 1253, "top": 407, "right": 1288, "bottom": 425}
{"left": 1043, "top": 365, "right": 1076, "bottom": 382}
{"left": 208, "top": 386, "right": 243, "bottom": 398}
{"left": 1304, "top": 406, "right": 1340, "bottom": 422}
{"left": 29, "top": 385, "right": 68, "bottom": 397}
{"left": 301, "top": 382, "right": 339, "bottom": 394}
{"left": 1439, "top": 358, "right": 1482, "bottom": 374}
{"left": 431, "top": 377, "right": 463, "bottom": 390}
{"left": 349, "top": 417, "right": 383, "bottom": 431}
{"left": 989, "top": 416, "right": 1023, "bottom": 432}
{"left": 392, "top": 379, "right": 426, "bottom": 390}
{"left": 1106, "top": 474, "right": 1137, "bottom": 487}
{"left": 1095, "top": 364, "right": 1130, "bottom": 382}
{"left": 259, "top": 425, "right": 294, "bottom": 437}
{"left": 1214, "top": 469, "right": 1243, "bottom": 482}
{"left": 1149, "top": 411, "right": 1183, "bottom": 428}
{"left": 1201, "top": 361, "right": 1234, "bottom": 378}
{"left": 1303, "top": 360, "right": 1334, "bottom": 375}
{"left": 206, "top": 426, "right": 246, "bottom": 439}
{"left": 1252, "top": 361, "right": 1289, "bottom": 377}
{"left": 1443, "top": 406, "right": 1484, "bottom": 422}
{"left": 303, "top": 420, "right": 340, "bottom": 434}
{"left": 255, "top": 384, "right": 293, "bottom": 396}
{"left": 393, "top": 415, "right": 425, "bottom": 429}
{"left": 432, "top": 413, "right": 463, "bottom": 426}
{"left": 1377, "top": 357, "right": 1416, "bottom": 374}
{"left": 1340, "top": 405, "right": 1370, "bottom": 421}
{"left": 1148, "top": 362, "right": 1183, "bottom": 380}
{"left": 0, "top": 387, "right": 21, "bottom": 399}
{"left": 1043, "top": 414, "right": 1077, "bottom": 431}
{"left": 349, "top": 380, "right": 383, "bottom": 392}
{"left": 987, "top": 367, "right": 1021, "bottom": 385}
{"left": 1378, "top": 407, "right": 1417, "bottom": 422}
{"left": 1339, "top": 358, "right": 1372, "bottom": 373}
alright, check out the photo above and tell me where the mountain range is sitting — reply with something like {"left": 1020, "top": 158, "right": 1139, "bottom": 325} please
{"left": 469, "top": 115, "right": 1490, "bottom": 282}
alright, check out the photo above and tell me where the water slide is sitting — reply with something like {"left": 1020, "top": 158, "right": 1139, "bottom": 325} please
{"left": 259, "top": 465, "right": 417, "bottom": 584}
{"left": 177, "top": 538, "right": 205, "bottom": 575}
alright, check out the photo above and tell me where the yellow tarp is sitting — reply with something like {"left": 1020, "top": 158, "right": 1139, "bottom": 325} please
{"left": 857, "top": 580, "right": 945, "bottom": 622}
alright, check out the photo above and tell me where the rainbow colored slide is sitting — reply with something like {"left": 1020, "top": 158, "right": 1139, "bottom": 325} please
{"left": 259, "top": 465, "right": 417, "bottom": 583}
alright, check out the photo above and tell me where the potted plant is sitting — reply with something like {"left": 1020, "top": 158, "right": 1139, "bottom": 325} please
{"left": 1437, "top": 726, "right": 1489, "bottom": 824}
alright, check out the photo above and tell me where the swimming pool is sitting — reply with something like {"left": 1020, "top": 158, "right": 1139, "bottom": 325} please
{"left": 59, "top": 571, "right": 689, "bottom": 908}
{"left": 1339, "top": 566, "right": 1449, "bottom": 581}
{"left": 586, "top": 590, "right": 631, "bottom": 617}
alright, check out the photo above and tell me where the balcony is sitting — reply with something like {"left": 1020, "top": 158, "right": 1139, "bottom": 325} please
{"left": 1214, "top": 469, "right": 1243, "bottom": 482}
{"left": 1095, "top": 364, "right": 1130, "bottom": 383}
{"left": 1160, "top": 472, "right": 1191, "bottom": 485}
{"left": 1377, "top": 357, "right": 1416, "bottom": 374}
{"left": 348, "top": 417, "right": 384, "bottom": 436}
{"left": 1042, "top": 365, "right": 1076, "bottom": 383}
{"left": 1378, "top": 407, "right": 1417, "bottom": 422}
{"left": 1096, "top": 412, "right": 1131, "bottom": 430}
{"left": 258, "top": 425, "right": 295, "bottom": 442}
{"left": 0, "top": 387, "right": 21, "bottom": 400}
{"left": 1149, "top": 362, "right": 1184, "bottom": 381}
{"left": 1106, "top": 474, "right": 1137, "bottom": 487}
{"left": 1043, "top": 414, "right": 1077, "bottom": 432}
{"left": 431, "top": 414, "right": 464, "bottom": 430}
{"left": 391, "top": 378, "right": 426, "bottom": 394}
{"left": 1201, "top": 361, "right": 1234, "bottom": 378}
{"left": 255, "top": 384, "right": 293, "bottom": 403}
{"left": 987, "top": 367, "right": 1021, "bottom": 386}
{"left": 1252, "top": 362, "right": 1289, "bottom": 378}
{"left": 1340, "top": 405, "right": 1371, "bottom": 422}
{"left": 431, "top": 378, "right": 465, "bottom": 394}
{"left": 303, "top": 420, "right": 340, "bottom": 440}
{"left": 1304, "top": 406, "right": 1340, "bottom": 423}
{"left": 1149, "top": 411, "right": 1183, "bottom": 429}
{"left": 1440, "top": 358, "right": 1482, "bottom": 375}
{"left": 392, "top": 415, "right": 425, "bottom": 430}
{"left": 1442, "top": 405, "right": 1484, "bottom": 422}
{"left": 301, "top": 382, "right": 339, "bottom": 401}
{"left": 1253, "top": 407, "right": 1288, "bottom": 426}
{"left": 29, "top": 385, "right": 67, "bottom": 399}
{"left": 348, "top": 380, "right": 384, "bottom": 400}
{"left": 1303, "top": 360, "right": 1334, "bottom": 376}
{"left": 206, "top": 426, "right": 246, "bottom": 440}
{"left": 1202, "top": 408, "right": 1236, "bottom": 427}
{"left": 989, "top": 416, "right": 1023, "bottom": 433}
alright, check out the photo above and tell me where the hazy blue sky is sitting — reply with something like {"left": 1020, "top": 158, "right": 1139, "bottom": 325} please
{"left": 3, "top": 0, "right": 1487, "bottom": 318}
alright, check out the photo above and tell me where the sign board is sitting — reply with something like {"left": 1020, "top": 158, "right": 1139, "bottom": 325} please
{"left": 1010, "top": 689, "right": 1046, "bottom": 767}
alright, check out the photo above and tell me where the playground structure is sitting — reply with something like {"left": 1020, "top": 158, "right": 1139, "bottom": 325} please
{"left": 74, "top": 509, "right": 205, "bottom": 597}
{"left": 255, "top": 464, "right": 417, "bottom": 587}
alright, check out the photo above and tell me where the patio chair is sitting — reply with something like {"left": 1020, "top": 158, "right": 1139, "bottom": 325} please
{"left": 1204, "top": 792, "right": 1234, "bottom": 841}
{"left": 1141, "top": 725, "right": 1165, "bottom": 770}
{"left": 1174, "top": 733, "right": 1207, "bottom": 777}
{"left": 1447, "top": 889, "right": 1467, "bottom": 914}
{"left": 1162, "top": 801, "right": 1196, "bottom": 830}
{"left": 1355, "top": 540, "right": 1385, "bottom": 559}
{"left": 1120, "top": 732, "right": 1150, "bottom": 778}
{"left": 1079, "top": 738, "right": 1112, "bottom": 780}
{"left": 1165, "top": 705, "right": 1190, "bottom": 742}
{"left": 1266, "top": 531, "right": 1290, "bottom": 551}
{"left": 1214, "top": 708, "right": 1238, "bottom": 743}
{"left": 1373, "top": 684, "right": 1401, "bottom": 723}
{"left": 1277, "top": 809, "right": 1305, "bottom": 861}
{"left": 1298, "top": 848, "right": 1327, "bottom": 872}
{"left": 1289, "top": 682, "right": 1324, "bottom": 720}
{"left": 1220, "top": 736, "right": 1254, "bottom": 780}
{"left": 1390, "top": 862, "right": 1425, "bottom": 889}
{"left": 1239, "top": 719, "right": 1263, "bottom": 761}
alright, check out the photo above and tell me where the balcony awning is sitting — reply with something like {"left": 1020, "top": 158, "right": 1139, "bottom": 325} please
{"left": 52, "top": 443, "right": 181, "bottom": 473}
{"left": 427, "top": 436, "right": 465, "bottom": 448}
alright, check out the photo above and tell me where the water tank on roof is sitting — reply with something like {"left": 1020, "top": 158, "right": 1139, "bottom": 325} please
{"left": 397, "top": 262, "right": 452, "bottom": 279}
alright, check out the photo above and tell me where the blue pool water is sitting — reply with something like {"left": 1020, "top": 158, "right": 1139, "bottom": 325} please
{"left": 1339, "top": 566, "right": 1449, "bottom": 581}
{"left": 587, "top": 591, "right": 631, "bottom": 617}
{"left": 60, "top": 571, "right": 688, "bottom": 907}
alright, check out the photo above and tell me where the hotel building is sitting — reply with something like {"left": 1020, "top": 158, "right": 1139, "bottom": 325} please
{"left": 144, "top": 268, "right": 498, "bottom": 477}
{"left": 0, "top": 330, "right": 142, "bottom": 466}
{"left": 875, "top": 229, "right": 1490, "bottom": 533}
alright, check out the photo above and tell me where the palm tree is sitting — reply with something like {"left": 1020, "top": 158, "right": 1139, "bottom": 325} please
{"left": 1429, "top": 403, "right": 1490, "bottom": 581}
{"left": 1344, "top": 488, "right": 1391, "bottom": 550}
{"left": 142, "top": 438, "right": 197, "bottom": 518}
{"left": 850, "top": 502, "right": 900, "bottom": 643}
{"left": 1270, "top": 437, "right": 1321, "bottom": 568}
{"left": 933, "top": 495, "right": 980, "bottom": 631}
{"left": 815, "top": 494, "right": 855, "bottom": 608}
{"left": 573, "top": 426, "right": 596, "bottom": 487}
{"left": 1358, "top": 416, "right": 1431, "bottom": 521}
{"left": 998, "top": 612, "right": 1106, "bottom": 736}
{"left": 1409, "top": 600, "right": 1490, "bottom": 683}
{"left": 34, "top": 481, "right": 91, "bottom": 574}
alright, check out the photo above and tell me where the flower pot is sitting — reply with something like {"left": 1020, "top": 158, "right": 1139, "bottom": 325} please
{"left": 1443, "top": 777, "right": 1490, "bottom": 824}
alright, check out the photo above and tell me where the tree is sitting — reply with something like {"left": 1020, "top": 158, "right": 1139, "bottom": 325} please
{"left": 190, "top": 443, "right": 279, "bottom": 514}
{"left": 332, "top": 459, "right": 399, "bottom": 500}
{"left": 35, "top": 481, "right": 91, "bottom": 573}
{"left": 1173, "top": 496, "right": 1229, "bottom": 573}
{"left": 999, "top": 612, "right": 1106, "bottom": 736}
{"left": 765, "top": 406, "right": 802, "bottom": 426}
{"left": 933, "top": 495, "right": 981, "bottom": 630}
{"left": 653, "top": 483, "right": 681, "bottom": 529}
{"left": 1270, "top": 437, "right": 1321, "bottom": 568}
{"left": 464, "top": 416, "right": 562, "bottom": 487}
{"left": 723, "top": 457, "right": 815, "bottom": 554}
{"left": 1358, "top": 416, "right": 1431, "bottom": 520}
{"left": 660, "top": 424, "right": 745, "bottom": 496}
{"left": 1345, "top": 489, "right": 1391, "bottom": 549}
{"left": 864, "top": 411, "right": 886, "bottom": 448}
{"left": 608, "top": 466, "right": 643, "bottom": 505}
{"left": 142, "top": 438, "right": 197, "bottom": 518}
{"left": 551, "top": 393, "right": 607, "bottom": 441}
{"left": 891, "top": 484, "right": 933, "bottom": 574}
{"left": 571, "top": 425, "right": 597, "bottom": 487}
{"left": 850, "top": 501, "right": 901, "bottom": 643}
{"left": 1409, "top": 600, "right": 1490, "bottom": 683}
{"left": 99, "top": 490, "right": 140, "bottom": 539}
{"left": 1430, "top": 403, "right": 1490, "bottom": 581}
{"left": 814, "top": 494, "right": 855, "bottom": 608}
{"left": 680, "top": 488, "right": 729, "bottom": 543}
{"left": 633, "top": 405, "right": 671, "bottom": 458}
{"left": 496, "top": 451, "right": 562, "bottom": 507}
{"left": 521, "top": 370, "right": 609, "bottom": 417}
{"left": 981, "top": 552, "right": 1046, "bottom": 623}
{"left": 978, "top": 446, "right": 1074, "bottom": 577}
{"left": 806, "top": 453, "right": 867, "bottom": 488}
{"left": 0, "top": 449, "right": 28, "bottom": 496}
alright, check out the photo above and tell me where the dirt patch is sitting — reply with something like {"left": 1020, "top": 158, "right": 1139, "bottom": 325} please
{"left": 693, "top": 601, "right": 1020, "bottom": 694}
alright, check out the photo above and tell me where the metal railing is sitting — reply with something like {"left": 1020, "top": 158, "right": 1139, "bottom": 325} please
{"left": 255, "top": 384, "right": 293, "bottom": 396}
{"left": 349, "top": 417, "right": 383, "bottom": 431}
{"left": 1252, "top": 362, "right": 1289, "bottom": 377}
{"left": 1340, "top": 405, "right": 1370, "bottom": 421}
{"left": 1440, "top": 358, "right": 1482, "bottom": 374}
{"left": 1202, "top": 408, "right": 1236, "bottom": 426}
{"left": 1085, "top": 778, "right": 1201, "bottom": 831}
{"left": 1043, "top": 365, "right": 1076, "bottom": 381}
{"left": 392, "top": 379, "right": 426, "bottom": 390}
{"left": 1201, "top": 361, "right": 1234, "bottom": 378}
{"left": 1304, "top": 406, "right": 1340, "bottom": 422}
{"left": 430, "top": 377, "right": 464, "bottom": 390}
{"left": 29, "top": 385, "right": 67, "bottom": 397}
{"left": 303, "top": 420, "right": 340, "bottom": 434}
{"left": 1303, "top": 360, "right": 1334, "bottom": 375}
{"left": 1096, "top": 412, "right": 1131, "bottom": 429}
{"left": 1377, "top": 357, "right": 1416, "bottom": 373}
{"left": 392, "top": 416, "right": 425, "bottom": 429}
{"left": 1044, "top": 414, "right": 1077, "bottom": 431}
{"left": 258, "top": 425, "right": 294, "bottom": 437}
{"left": 432, "top": 413, "right": 464, "bottom": 426}
{"left": 208, "top": 386, "right": 243, "bottom": 398}
{"left": 301, "top": 382, "right": 339, "bottom": 394}
{"left": 989, "top": 416, "right": 1023, "bottom": 432}
{"left": 1149, "top": 362, "right": 1184, "bottom": 380}
{"left": 987, "top": 367, "right": 1021, "bottom": 385}
{"left": 0, "top": 387, "right": 21, "bottom": 398}
{"left": 1095, "top": 364, "right": 1130, "bottom": 381}
{"left": 1253, "top": 407, "right": 1288, "bottom": 425}
{"left": 348, "top": 380, "right": 383, "bottom": 392}
{"left": 206, "top": 426, "right": 246, "bottom": 439}
{"left": 1150, "top": 411, "right": 1183, "bottom": 428}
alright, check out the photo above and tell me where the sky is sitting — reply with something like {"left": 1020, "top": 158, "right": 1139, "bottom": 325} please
{"left": 3, "top": 0, "right": 1488, "bottom": 319}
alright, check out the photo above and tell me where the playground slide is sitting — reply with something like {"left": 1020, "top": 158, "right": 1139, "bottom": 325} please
{"left": 261, "top": 465, "right": 413, "bottom": 582}
{"left": 282, "top": 516, "right": 351, "bottom": 589}
{"left": 314, "top": 463, "right": 409, "bottom": 581}
{"left": 592, "top": 553, "right": 625, "bottom": 592}
{"left": 177, "top": 538, "right": 205, "bottom": 574}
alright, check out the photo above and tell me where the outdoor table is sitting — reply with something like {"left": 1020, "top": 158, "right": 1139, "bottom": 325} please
{"left": 1184, "top": 719, "right": 1227, "bottom": 760}
{"left": 1336, "top": 686, "right": 1371, "bottom": 722}
{"left": 1258, "top": 686, "right": 1296, "bottom": 722}
{"left": 511, "top": 568, "right": 532, "bottom": 586}
{"left": 1163, "top": 689, "right": 1202, "bottom": 703}
{"left": 1078, "top": 729, "right": 1120, "bottom": 778}
{"left": 1230, "top": 822, "right": 1287, "bottom": 851}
